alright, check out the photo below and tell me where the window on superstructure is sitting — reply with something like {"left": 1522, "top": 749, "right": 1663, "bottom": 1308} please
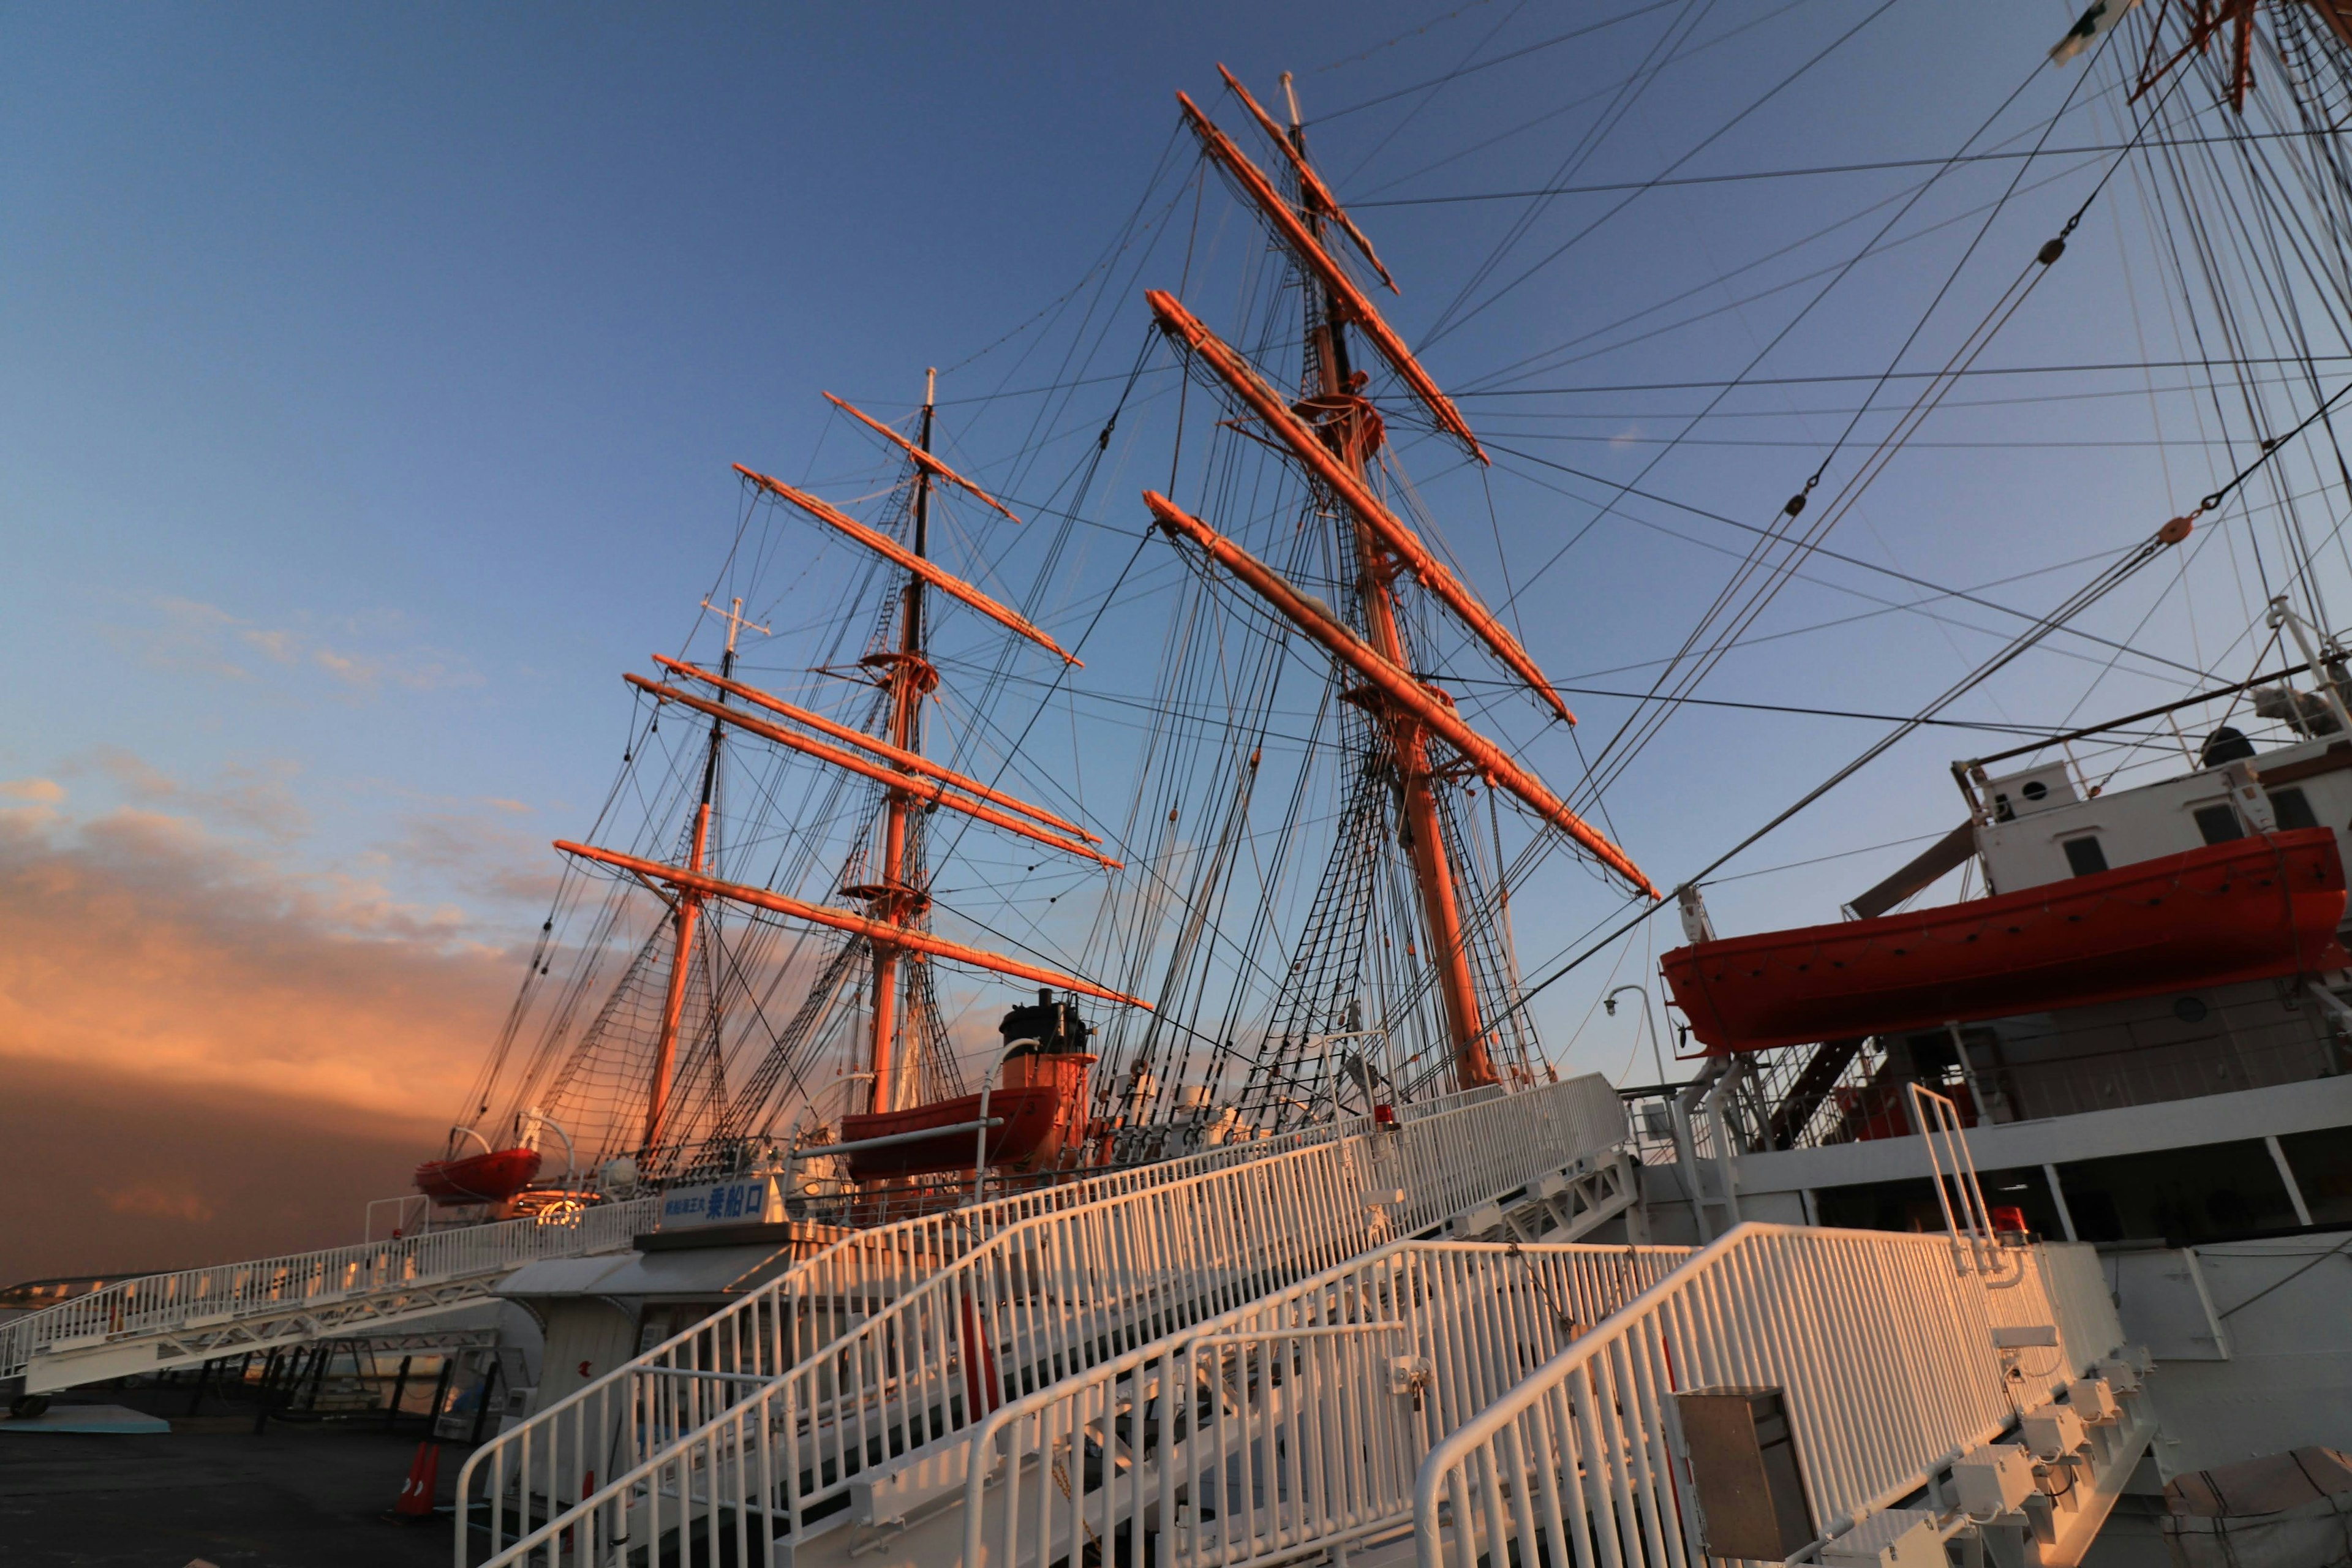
{"left": 2054, "top": 1139, "right": 2301, "bottom": 1243}
{"left": 2193, "top": 804, "right": 2244, "bottom": 845}
{"left": 2278, "top": 1126, "right": 2352, "bottom": 1225}
{"left": 2268, "top": 786, "right": 2320, "bottom": 831}
{"left": 2062, "top": 836, "right": 2109, "bottom": 876}
{"left": 1811, "top": 1166, "right": 2065, "bottom": 1238}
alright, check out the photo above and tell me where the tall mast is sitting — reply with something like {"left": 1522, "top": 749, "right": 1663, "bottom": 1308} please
{"left": 865, "top": 368, "right": 937, "bottom": 1116}
{"left": 1287, "top": 80, "right": 1493, "bottom": 1090}
{"left": 644, "top": 594, "right": 766, "bottom": 1152}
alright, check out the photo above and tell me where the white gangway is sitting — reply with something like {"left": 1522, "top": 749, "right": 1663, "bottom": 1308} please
{"left": 460, "top": 1074, "right": 1636, "bottom": 1566}
{"left": 1, "top": 1198, "right": 660, "bottom": 1395}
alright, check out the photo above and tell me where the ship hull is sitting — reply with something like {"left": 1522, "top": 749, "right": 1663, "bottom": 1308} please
{"left": 1662, "top": 828, "right": 2350, "bottom": 1054}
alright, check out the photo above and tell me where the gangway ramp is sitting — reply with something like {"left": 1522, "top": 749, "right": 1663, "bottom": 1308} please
{"left": 522, "top": 1223, "right": 2146, "bottom": 1568}
{"left": 924, "top": 1228, "right": 2141, "bottom": 1568}
{"left": 0, "top": 1198, "right": 658, "bottom": 1396}
{"left": 460, "top": 1074, "right": 1636, "bottom": 1566}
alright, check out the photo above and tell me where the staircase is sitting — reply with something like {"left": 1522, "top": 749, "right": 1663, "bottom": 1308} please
{"left": 940, "top": 1227, "right": 2144, "bottom": 1568}
{"left": 486, "top": 1221, "right": 2147, "bottom": 1568}
{"left": 0, "top": 1198, "right": 658, "bottom": 1396}
{"left": 1415, "top": 1226, "right": 2150, "bottom": 1568}
{"left": 460, "top": 1075, "right": 1636, "bottom": 1566}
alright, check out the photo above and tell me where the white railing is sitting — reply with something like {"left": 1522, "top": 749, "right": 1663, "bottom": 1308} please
{"left": 1412, "top": 1224, "right": 2128, "bottom": 1568}
{"left": 957, "top": 1240, "right": 1691, "bottom": 1568}
{"left": 1, "top": 1198, "right": 659, "bottom": 1382}
{"left": 460, "top": 1076, "right": 1628, "bottom": 1567}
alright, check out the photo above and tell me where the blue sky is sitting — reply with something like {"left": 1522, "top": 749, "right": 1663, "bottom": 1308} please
{"left": 7, "top": 0, "right": 2333, "bottom": 1267}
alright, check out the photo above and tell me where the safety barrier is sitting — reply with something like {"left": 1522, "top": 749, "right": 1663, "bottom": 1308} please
{"left": 952, "top": 1240, "right": 1689, "bottom": 1568}
{"left": 460, "top": 1076, "right": 1629, "bottom": 1566}
{"left": 1412, "top": 1224, "right": 2128, "bottom": 1568}
{"left": 2, "top": 1198, "right": 659, "bottom": 1392}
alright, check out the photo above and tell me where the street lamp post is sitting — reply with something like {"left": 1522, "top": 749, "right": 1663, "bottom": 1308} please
{"left": 1604, "top": 984, "right": 1670, "bottom": 1086}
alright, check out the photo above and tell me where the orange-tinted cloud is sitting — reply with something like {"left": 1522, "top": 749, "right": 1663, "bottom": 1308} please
{"left": 1, "top": 1055, "right": 445, "bottom": 1281}
{"left": 129, "top": 595, "right": 482, "bottom": 695}
{"left": 0, "top": 804, "right": 516, "bottom": 1119}
{"left": 103, "top": 1182, "right": 217, "bottom": 1223}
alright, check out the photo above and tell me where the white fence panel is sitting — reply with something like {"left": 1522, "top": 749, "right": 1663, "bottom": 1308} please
{"left": 1412, "top": 1225, "right": 2128, "bottom": 1568}
{"left": 1, "top": 1198, "right": 657, "bottom": 1383}
{"left": 460, "top": 1076, "right": 1630, "bottom": 1567}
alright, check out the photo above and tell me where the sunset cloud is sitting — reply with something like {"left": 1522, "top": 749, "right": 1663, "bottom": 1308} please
{"left": 104, "top": 1182, "right": 217, "bottom": 1224}
{"left": 0, "top": 805, "right": 518, "bottom": 1119}
{"left": 76, "top": 745, "right": 314, "bottom": 840}
{"left": 129, "top": 595, "right": 483, "bottom": 696}
{"left": 0, "top": 778, "right": 65, "bottom": 803}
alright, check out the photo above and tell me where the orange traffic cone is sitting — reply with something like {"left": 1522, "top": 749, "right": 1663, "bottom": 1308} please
{"left": 393, "top": 1441, "right": 441, "bottom": 1520}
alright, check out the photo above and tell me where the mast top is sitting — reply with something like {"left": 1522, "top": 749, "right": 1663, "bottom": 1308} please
{"left": 704, "top": 595, "right": 771, "bottom": 657}
{"left": 824, "top": 391, "right": 1022, "bottom": 522}
{"left": 1220, "top": 65, "right": 1397, "bottom": 295}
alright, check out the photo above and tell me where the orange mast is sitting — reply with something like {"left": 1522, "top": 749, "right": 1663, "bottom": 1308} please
{"left": 625, "top": 674, "right": 1121, "bottom": 868}
{"left": 1158, "top": 81, "right": 1654, "bottom": 1091}
{"left": 652, "top": 654, "right": 1101, "bottom": 842}
{"left": 864, "top": 372, "right": 935, "bottom": 1116}
{"left": 823, "top": 392, "right": 1023, "bottom": 522}
{"left": 642, "top": 595, "right": 768, "bottom": 1154}
{"left": 734, "top": 464, "right": 1077, "bottom": 663}
{"left": 1144, "top": 492, "right": 1655, "bottom": 899}
{"left": 556, "top": 840, "right": 1147, "bottom": 1008}
{"left": 736, "top": 378, "right": 1087, "bottom": 1115}
{"left": 1147, "top": 290, "right": 1569, "bottom": 726}
{"left": 1215, "top": 66, "right": 1396, "bottom": 293}
{"left": 1175, "top": 89, "right": 1486, "bottom": 463}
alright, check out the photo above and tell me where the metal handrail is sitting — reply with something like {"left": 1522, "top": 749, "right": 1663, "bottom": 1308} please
{"left": 458, "top": 1076, "right": 1627, "bottom": 1567}
{"left": 1411, "top": 1223, "right": 2128, "bottom": 1568}
{"left": 0, "top": 1197, "right": 658, "bottom": 1382}
{"left": 957, "top": 1239, "right": 1691, "bottom": 1568}
{"left": 453, "top": 1078, "right": 1522, "bottom": 1534}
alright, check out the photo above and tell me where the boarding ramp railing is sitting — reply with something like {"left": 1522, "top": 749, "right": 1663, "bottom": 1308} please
{"left": 938, "top": 1240, "right": 1688, "bottom": 1568}
{"left": 460, "top": 1076, "right": 1630, "bottom": 1566}
{"left": 1414, "top": 1224, "right": 2138, "bottom": 1568}
{"left": 2, "top": 1197, "right": 660, "bottom": 1394}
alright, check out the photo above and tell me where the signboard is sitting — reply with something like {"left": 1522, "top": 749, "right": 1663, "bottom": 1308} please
{"left": 658, "top": 1175, "right": 783, "bottom": 1230}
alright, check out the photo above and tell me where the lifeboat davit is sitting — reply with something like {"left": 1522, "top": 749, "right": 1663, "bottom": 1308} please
{"left": 413, "top": 1147, "right": 543, "bottom": 1205}
{"left": 1662, "top": 827, "right": 2350, "bottom": 1054}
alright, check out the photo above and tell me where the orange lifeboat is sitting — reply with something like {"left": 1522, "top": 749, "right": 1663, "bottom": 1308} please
{"left": 836, "top": 991, "right": 1097, "bottom": 1178}
{"left": 1662, "top": 827, "right": 2349, "bottom": 1054}
{"left": 413, "top": 1147, "right": 543, "bottom": 1205}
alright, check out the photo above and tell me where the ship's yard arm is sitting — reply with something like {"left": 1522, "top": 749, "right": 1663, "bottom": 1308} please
{"left": 822, "top": 391, "right": 1024, "bottom": 522}
{"left": 1174, "top": 92, "right": 1482, "bottom": 461}
{"left": 651, "top": 654, "right": 1101, "bottom": 841}
{"left": 554, "top": 840, "right": 1148, "bottom": 1009}
{"left": 733, "top": 464, "right": 1079, "bottom": 665}
{"left": 625, "top": 676, "right": 1121, "bottom": 869}
{"left": 1144, "top": 489, "right": 1660, "bottom": 902}
{"left": 1213, "top": 64, "right": 1397, "bottom": 294}
{"left": 1145, "top": 290, "right": 1566, "bottom": 724}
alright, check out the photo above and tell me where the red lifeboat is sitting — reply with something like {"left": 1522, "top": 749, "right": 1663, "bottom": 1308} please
{"left": 1662, "top": 827, "right": 2350, "bottom": 1054}
{"left": 836, "top": 1052, "right": 1096, "bottom": 1179}
{"left": 413, "top": 1147, "right": 543, "bottom": 1205}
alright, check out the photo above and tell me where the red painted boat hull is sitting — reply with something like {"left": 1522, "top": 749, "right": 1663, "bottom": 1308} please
{"left": 414, "top": 1147, "right": 543, "bottom": 1205}
{"left": 837, "top": 1054, "right": 1094, "bottom": 1178}
{"left": 1662, "top": 827, "right": 2350, "bottom": 1054}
